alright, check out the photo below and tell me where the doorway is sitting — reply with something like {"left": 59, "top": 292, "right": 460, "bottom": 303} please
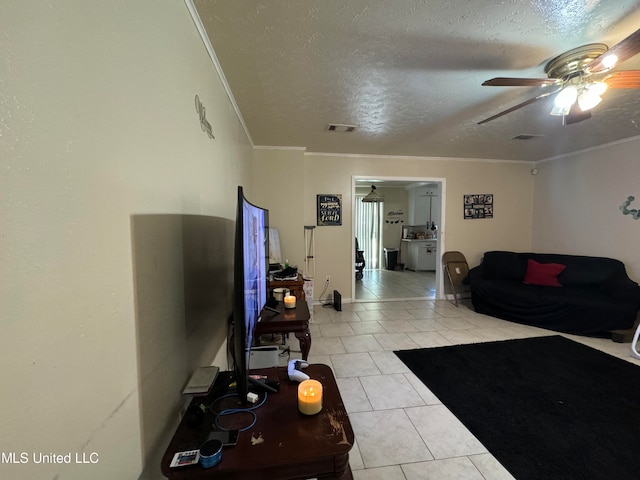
{"left": 355, "top": 191, "right": 384, "bottom": 270}
{"left": 352, "top": 176, "right": 446, "bottom": 302}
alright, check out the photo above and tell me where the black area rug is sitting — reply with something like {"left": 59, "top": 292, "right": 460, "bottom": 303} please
{"left": 394, "top": 336, "right": 640, "bottom": 480}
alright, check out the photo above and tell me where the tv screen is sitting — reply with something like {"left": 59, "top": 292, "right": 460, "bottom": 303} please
{"left": 233, "top": 186, "right": 269, "bottom": 404}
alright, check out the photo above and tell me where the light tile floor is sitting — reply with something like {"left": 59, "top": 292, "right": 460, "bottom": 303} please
{"left": 282, "top": 299, "right": 640, "bottom": 480}
{"left": 356, "top": 269, "right": 436, "bottom": 301}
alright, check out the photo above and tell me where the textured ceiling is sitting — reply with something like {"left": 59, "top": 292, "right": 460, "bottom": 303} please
{"left": 193, "top": 0, "right": 640, "bottom": 162}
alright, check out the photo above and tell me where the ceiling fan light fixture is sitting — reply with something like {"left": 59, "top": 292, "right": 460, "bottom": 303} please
{"left": 578, "top": 90, "right": 602, "bottom": 111}
{"left": 601, "top": 54, "right": 618, "bottom": 70}
{"left": 587, "top": 81, "right": 608, "bottom": 96}
{"left": 480, "top": 27, "right": 640, "bottom": 125}
{"left": 362, "top": 185, "right": 384, "bottom": 203}
{"left": 554, "top": 86, "right": 578, "bottom": 109}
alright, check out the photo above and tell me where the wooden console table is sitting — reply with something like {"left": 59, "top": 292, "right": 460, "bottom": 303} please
{"left": 161, "top": 364, "right": 354, "bottom": 479}
{"left": 255, "top": 300, "right": 311, "bottom": 360}
{"left": 268, "top": 273, "right": 306, "bottom": 300}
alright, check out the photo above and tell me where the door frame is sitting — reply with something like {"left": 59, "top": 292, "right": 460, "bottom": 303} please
{"left": 351, "top": 175, "right": 447, "bottom": 301}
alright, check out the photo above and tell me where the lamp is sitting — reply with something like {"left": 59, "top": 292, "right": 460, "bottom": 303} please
{"left": 578, "top": 81, "right": 607, "bottom": 111}
{"left": 362, "top": 185, "right": 384, "bottom": 203}
{"left": 577, "top": 90, "right": 603, "bottom": 111}
{"left": 550, "top": 80, "right": 608, "bottom": 116}
{"left": 601, "top": 54, "right": 618, "bottom": 70}
{"left": 586, "top": 81, "right": 608, "bottom": 96}
{"left": 550, "top": 85, "right": 578, "bottom": 115}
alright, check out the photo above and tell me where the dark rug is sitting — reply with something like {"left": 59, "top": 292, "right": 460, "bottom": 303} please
{"left": 394, "top": 335, "right": 640, "bottom": 480}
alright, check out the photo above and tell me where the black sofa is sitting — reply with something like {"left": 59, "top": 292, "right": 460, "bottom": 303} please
{"left": 468, "top": 251, "right": 640, "bottom": 337}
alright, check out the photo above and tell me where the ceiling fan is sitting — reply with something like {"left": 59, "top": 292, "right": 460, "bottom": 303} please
{"left": 478, "top": 27, "right": 640, "bottom": 125}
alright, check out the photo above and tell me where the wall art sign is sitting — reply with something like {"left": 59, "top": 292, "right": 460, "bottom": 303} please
{"left": 317, "top": 194, "right": 342, "bottom": 226}
{"left": 385, "top": 208, "right": 405, "bottom": 224}
{"left": 195, "top": 95, "right": 214, "bottom": 139}
{"left": 620, "top": 196, "right": 640, "bottom": 219}
{"left": 464, "top": 194, "right": 493, "bottom": 219}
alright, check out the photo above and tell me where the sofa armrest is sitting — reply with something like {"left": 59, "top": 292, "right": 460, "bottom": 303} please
{"left": 467, "top": 264, "right": 485, "bottom": 285}
{"left": 602, "top": 281, "right": 640, "bottom": 305}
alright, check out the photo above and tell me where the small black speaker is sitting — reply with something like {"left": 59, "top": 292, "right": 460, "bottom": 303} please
{"left": 333, "top": 290, "right": 342, "bottom": 311}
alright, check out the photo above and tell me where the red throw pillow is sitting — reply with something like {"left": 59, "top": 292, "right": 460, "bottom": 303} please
{"left": 523, "top": 259, "right": 566, "bottom": 287}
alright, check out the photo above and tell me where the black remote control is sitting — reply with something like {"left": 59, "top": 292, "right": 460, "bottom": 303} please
{"left": 248, "top": 376, "right": 278, "bottom": 393}
{"left": 265, "top": 379, "right": 280, "bottom": 391}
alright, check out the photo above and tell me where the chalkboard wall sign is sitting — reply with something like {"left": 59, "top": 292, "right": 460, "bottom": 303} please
{"left": 317, "top": 194, "right": 342, "bottom": 226}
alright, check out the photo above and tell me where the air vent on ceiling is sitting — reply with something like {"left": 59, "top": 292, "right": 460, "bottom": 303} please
{"left": 511, "top": 134, "right": 544, "bottom": 141}
{"left": 327, "top": 123, "right": 358, "bottom": 133}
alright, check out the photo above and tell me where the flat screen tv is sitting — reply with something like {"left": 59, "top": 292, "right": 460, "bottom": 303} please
{"left": 232, "top": 186, "right": 269, "bottom": 404}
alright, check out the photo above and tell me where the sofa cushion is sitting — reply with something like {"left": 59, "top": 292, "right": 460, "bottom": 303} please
{"left": 473, "top": 279, "right": 542, "bottom": 305}
{"left": 483, "top": 251, "right": 627, "bottom": 288}
{"left": 523, "top": 259, "right": 566, "bottom": 287}
{"left": 481, "top": 251, "right": 528, "bottom": 281}
{"left": 529, "top": 254, "right": 624, "bottom": 287}
{"left": 540, "top": 286, "right": 639, "bottom": 319}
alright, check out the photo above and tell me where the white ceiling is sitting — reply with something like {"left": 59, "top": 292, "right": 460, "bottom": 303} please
{"left": 193, "top": 0, "right": 640, "bottom": 162}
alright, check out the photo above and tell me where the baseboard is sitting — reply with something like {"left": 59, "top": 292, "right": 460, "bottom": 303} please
{"left": 445, "top": 292, "right": 471, "bottom": 301}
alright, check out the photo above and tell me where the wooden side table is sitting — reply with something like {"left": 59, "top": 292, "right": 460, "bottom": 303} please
{"left": 255, "top": 300, "right": 311, "bottom": 360}
{"left": 161, "top": 364, "right": 354, "bottom": 479}
{"left": 269, "top": 273, "right": 306, "bottom": 300}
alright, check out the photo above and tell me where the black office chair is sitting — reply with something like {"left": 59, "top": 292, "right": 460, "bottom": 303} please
{"left": 355, "top": 238, "right": 365, "bottom": 280}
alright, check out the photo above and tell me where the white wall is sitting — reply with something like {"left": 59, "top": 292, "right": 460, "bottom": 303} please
{"left": 532, "top": 137, "right": 640, "bottom": 282}
{"left": 1, "top": 1, "right": 251, "bottom": 479}
{"left": 250, "top": 148, "right": 307, "bottom": 274}
{"left": 252, "top": 150, "right": 535, "bottom": 301}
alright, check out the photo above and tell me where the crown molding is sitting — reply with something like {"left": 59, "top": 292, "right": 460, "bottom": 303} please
{"left": 184, "top": 0, "right": 254, "bottom": 146}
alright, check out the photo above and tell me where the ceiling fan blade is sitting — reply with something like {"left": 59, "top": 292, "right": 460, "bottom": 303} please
{"left": 482, "top": 77, "right": 559, "bottom": 87}
{"left": 477, "top": 87, "right": 562, "bottom": 125}
{"left": 587, "top": 27, "right": 640, "bottom": 73}
{"left": 478, "top": 96, "right": 545, "bottom": 125}
{"left": 603, "top": 70, "right": 640, "bottom": 88}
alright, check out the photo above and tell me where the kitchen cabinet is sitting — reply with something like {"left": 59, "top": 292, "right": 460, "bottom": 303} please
{"left": 408, "top": 184, "right": 441, "bottom": 227}
{"left": 402, "top": 240, "right": 437, "bottom": 271}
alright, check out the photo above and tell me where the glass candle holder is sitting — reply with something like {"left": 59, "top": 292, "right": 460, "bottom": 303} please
{"left": 284, "top": 295, "right": 297, "bottom": 309}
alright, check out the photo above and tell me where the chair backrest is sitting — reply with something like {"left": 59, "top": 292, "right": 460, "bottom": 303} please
{"left": 442, "top": 251, "right": 470, "bottom": 288}
{"left": 442, "top": 251, "right": 467, "bottom": 265}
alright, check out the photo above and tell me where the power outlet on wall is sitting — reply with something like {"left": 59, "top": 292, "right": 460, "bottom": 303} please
{"left": 325, "top": 275, "right": 330, "bottom": 282}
